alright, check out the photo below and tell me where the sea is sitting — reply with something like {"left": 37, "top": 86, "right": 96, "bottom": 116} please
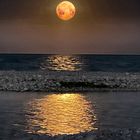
{"left": 0, "top": 54, "right": 140, "bottom": 72}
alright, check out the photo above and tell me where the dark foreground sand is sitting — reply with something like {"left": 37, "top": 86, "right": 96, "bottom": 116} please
{"left": 4, "top": 129, "right": 140, "bottom": 140}
{"left": 0, "top": 71, "right": 140, "bottom": 92}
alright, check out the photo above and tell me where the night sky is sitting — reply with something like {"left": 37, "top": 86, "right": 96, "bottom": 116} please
{"left": 0, "top": 0, "right": 140, "bottom": 54}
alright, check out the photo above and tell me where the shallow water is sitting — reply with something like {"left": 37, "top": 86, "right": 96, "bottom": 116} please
{"left": 26, "top": 94, "right": 97, "bottom": 136}
{"left": 0, "top": 92, "right": 140, "bottom": 139}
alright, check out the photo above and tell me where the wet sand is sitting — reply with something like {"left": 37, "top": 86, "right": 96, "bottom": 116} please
{"left": 0, "top": 92, "right": 140, "bottom": 140}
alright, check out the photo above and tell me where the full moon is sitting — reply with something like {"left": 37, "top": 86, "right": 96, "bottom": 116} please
{"left": 56, "top": 1, "right": 76, "bottom": 21}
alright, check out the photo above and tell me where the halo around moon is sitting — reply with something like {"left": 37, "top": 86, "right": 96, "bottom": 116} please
{"left": 56, "top": 1, "right": 76, "bottom": 21}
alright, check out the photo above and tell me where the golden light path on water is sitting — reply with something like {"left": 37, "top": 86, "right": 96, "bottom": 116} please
{"left": 26, "top": 93, "right": 97, "bottom": 136}
{"left": 40, "top": 55, "right": 82, "bottom": 71}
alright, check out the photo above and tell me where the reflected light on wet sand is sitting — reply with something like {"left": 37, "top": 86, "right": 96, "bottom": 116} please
{"left": 40, "top": 55, "right": 82, "bottom": 71}
{"left": 26, "top": 93, "right": 97, "bottom": 136}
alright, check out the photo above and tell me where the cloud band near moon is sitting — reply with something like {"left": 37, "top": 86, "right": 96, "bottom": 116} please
{"left": 0, "top": 0, "right": 140, "bottom": 20}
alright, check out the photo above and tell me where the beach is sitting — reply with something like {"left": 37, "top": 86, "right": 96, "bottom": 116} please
{"left": 0, "top": 71, "right": 140, "bottom": 92}
{"left": 0, "top": 54, "right": 140, "bottom": 140}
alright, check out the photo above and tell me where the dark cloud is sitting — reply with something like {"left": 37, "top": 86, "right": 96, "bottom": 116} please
{"left": 90, "top": 0, "right": 140, "bottom": 18}
{"left": 0, "top": 0, "right": 140, "bottom": 20}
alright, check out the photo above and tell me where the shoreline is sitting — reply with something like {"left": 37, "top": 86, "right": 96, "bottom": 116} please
{"left": 8, "top": 129, "right": 140, "bottom": 140}
{"left": 0, "top": 71, "right": 140, "bottom": 92}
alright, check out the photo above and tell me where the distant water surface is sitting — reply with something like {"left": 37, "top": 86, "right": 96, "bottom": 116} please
{"left": 0, "top": 54, "right": 140, "bottom": 72}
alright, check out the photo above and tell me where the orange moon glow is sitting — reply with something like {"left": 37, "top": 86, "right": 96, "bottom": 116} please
{"left": 56, "top": 1, "right": 76, "bottom": 21}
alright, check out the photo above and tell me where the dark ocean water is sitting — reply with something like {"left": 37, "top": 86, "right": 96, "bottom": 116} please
{"left": 0, "top": 54, "right": 140, "bottom": 72}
